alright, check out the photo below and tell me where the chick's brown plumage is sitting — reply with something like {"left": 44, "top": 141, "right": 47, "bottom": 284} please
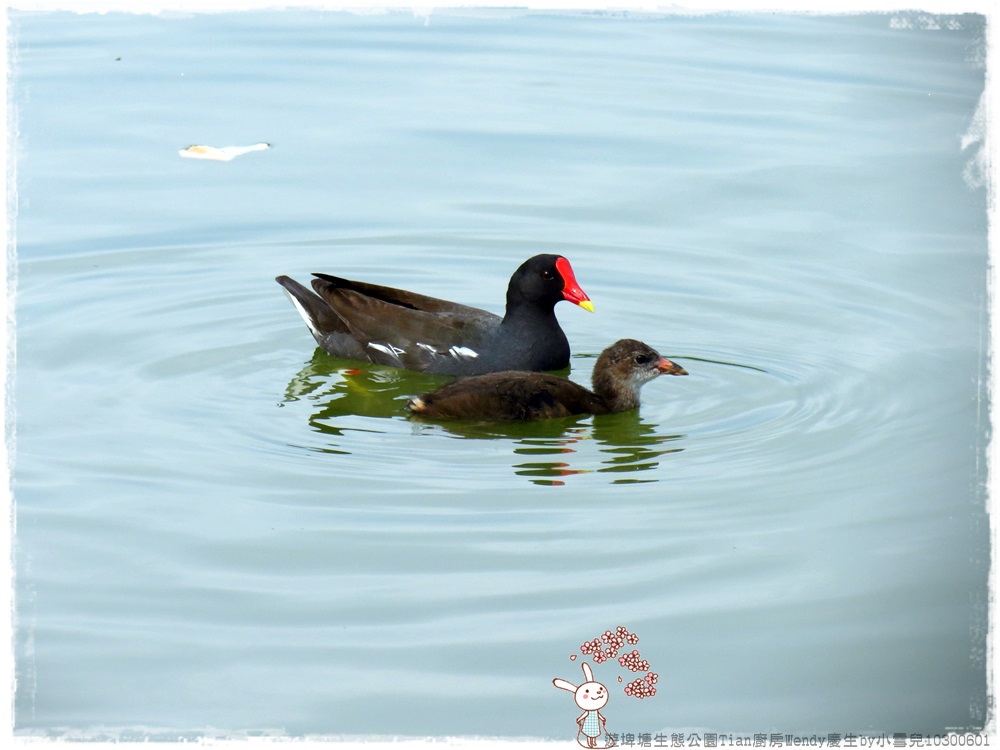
{"left": 408, "top": 339, "right": 687, "bottom": 421}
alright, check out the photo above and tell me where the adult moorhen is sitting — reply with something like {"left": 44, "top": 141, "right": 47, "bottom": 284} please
{"left": 276, "top": 254, "right": 593, "bottom": 376}
{"left": 408, "top": 338, "right": 688, "bottom": 421}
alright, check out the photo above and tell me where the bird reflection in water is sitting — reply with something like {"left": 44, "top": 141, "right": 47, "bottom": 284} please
{"left": 279, "top": 351, "right": 447, "bottom": 452}
{"left": 280, "top": 351, "right": 684, "bottom": 483}
{"left": 510, "top": 412, "right": 685, "bottom": 486}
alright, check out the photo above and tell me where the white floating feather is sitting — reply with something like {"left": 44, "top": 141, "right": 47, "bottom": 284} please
{"left": 179, "top": 142, "right": 271, "bottom": 161}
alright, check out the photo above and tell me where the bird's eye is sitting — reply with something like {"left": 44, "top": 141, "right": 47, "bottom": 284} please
{"left": 540, "top": 269, "right": 555, "bottom": 281}
{"left": 634, "top": 354, "right": 652, "bottom": 365}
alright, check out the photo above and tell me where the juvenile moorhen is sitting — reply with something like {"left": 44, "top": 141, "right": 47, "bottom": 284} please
{"left": 408, "top": 338, "right": 688, "bottom": 421}
{"left": 276, "top": 254, "right": 593, "bottom": 376}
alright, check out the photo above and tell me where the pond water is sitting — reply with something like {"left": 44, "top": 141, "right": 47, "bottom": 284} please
{"left": 8, "top": 7, "right": 991, "bottom": 742}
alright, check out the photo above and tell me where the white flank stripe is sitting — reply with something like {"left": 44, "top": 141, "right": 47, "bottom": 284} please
{"left": 368, "top": 342, "right": 405, "bottom": 357}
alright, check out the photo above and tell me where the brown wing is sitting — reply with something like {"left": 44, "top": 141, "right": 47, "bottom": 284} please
{"left": 312, "top": 273, "right": 490, "bottom": 317}
{"left": 413, "top": 373, "right": 604, "bottom": 421}
{"left": 311, "top": 275, "right": 501, "bottom": 371}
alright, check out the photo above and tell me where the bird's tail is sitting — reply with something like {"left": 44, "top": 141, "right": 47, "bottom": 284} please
{"left": 275, "top": 275, "right": 346, "bottom": 343}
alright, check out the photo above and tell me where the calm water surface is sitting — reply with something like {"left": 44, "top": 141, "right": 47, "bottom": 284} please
{"left": 9, "top": 9, "right": 990, "bottom": 741}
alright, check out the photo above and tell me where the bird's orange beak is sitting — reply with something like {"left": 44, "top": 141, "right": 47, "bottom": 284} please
{"left": 657, "top": 357, "right": 688, "bottom": 376}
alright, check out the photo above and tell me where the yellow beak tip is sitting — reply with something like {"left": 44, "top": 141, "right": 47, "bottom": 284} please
{"left": 578, "top": 300, "right": 595, "bottom": 314}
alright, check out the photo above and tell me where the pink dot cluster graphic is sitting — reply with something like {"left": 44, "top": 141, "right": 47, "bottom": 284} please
{"left": 577, "top": 625, "right": 659, "bottom": 699}
{"left": 618, "top": 648, "right": 650, "bottom": 672}
{"left": 624, "top": 672, "right": 658, "bottom": 699}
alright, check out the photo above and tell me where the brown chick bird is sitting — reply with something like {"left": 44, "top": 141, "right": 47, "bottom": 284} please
{"left": 408, "top": 338, "right": 687, "bottom": 421}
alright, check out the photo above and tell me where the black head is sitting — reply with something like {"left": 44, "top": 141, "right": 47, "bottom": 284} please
{"left": 505, "top": 254, "right": 593, "bottom": 313}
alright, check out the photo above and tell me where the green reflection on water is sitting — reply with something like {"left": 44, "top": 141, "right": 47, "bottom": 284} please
{"left": 281, "top": 350, "right": 685, "bottom": 484}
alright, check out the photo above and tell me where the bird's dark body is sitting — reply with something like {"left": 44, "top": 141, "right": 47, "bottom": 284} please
{"left": 276, "top": 254, "right": 590, "bottom": 375}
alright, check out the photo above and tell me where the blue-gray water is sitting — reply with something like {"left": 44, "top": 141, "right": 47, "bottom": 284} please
{"left": 9, "top": 9, "right": 990, "bottom": 741}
